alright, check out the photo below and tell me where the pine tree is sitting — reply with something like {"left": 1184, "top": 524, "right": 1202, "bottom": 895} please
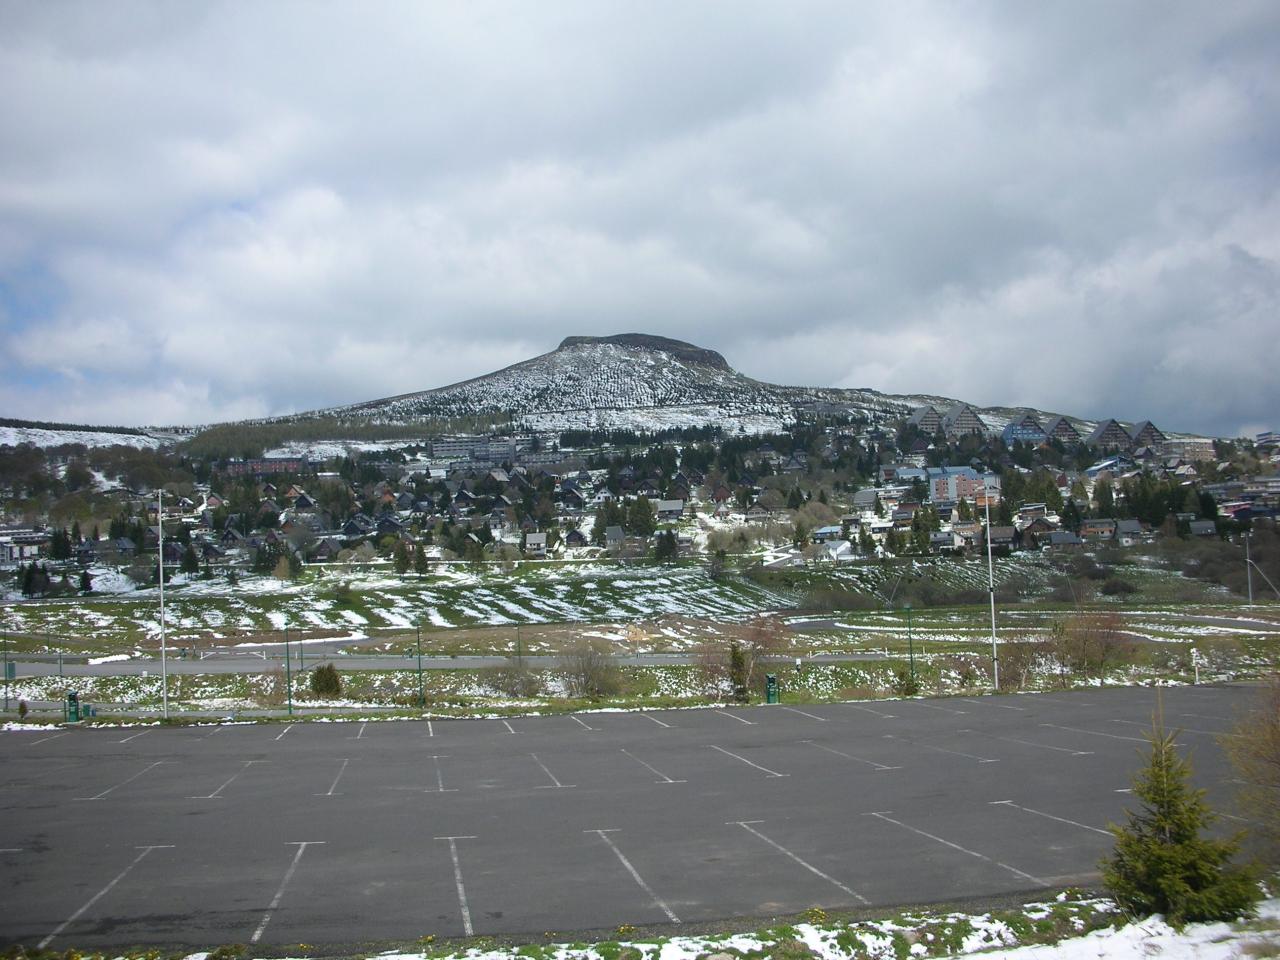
{"left": 413, "top": 542, "right": 430, "bottom": 576}
{"left": 310, "top": 663, "right": 342, "bottom": 697}
{"left": 1101, "top": 714, "right": 1260, "bottom": 926}
{"left": 180, "top": 543, "right": 200, "bottom": 575}
{"left": 393, "top": 540, "right": 410, "bottom": 575}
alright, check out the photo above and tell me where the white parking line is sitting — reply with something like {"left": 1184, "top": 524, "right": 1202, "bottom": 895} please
{"left": 570, "top": 715, "right": 598, "bottom": 731}
{"left": 988, "top": 800, "right": 1111, "bottom": 836}
{"left": 1110, "top": 718, "right": 1232, "bottom": 737}
{"left": 118, "top": 730, "right": 153, "bottom": 743}
{"left": 731, "top": 821, "right": 867, "bottom": 904}
{"left": 1180, "top": 712, "right": 1232, "bottom": 723}
{"left": 588, "top": 829, "right": 681, "bottom": 923}
{"left": 883, "top": 734, "right": 997, "bottom": 763}
{"left": 427, "top": 755, "right": 457, "bottom": 793}
{"left": 38, "top": 845, "right": 173, "bottom": 949}
{"left": 317, "top": 758, "right": 350, "bottom": 797}
{"left": 427, "top": 721, "right": 434, "bottom": 738}
{"left": 28, "top": 732, "right": 69, "bottom": 747}
{"left": 957, "top": 698, "right": 1025, "bottom": 711}
{"left": 199, "top": 726, "right": 223, "bottom": 740}
{"left": 842, "top": 703, "right": 895, "bottom": 719}
{"left": 864, "top": 812, "right": 1044, "bottom": 886}
{"left": 711, "top": 708, "right": 756, "bottom": 725}
{"left": 640, "top": 713, "right": 672, "bottom": 728}
{"left": 501, "top": 720, "right": 518, "bottom": 734}
{"left": 0, "top": 848, "right": 23, "bottom": 853}
{"left": 800, "top": 740, "right": 900, "bottom": 771}
{"left": 436, "top": 836, "right": 477, "bottom": 936}
{"left": 347, "top": 721, "right": 368, "bottom": 740}
{"left": 958, "top": 729, "right": 1092, "bottom": 756}
{"left": 76, "top": 761, "right": 167, "bottom": 800}
{"left": 250, "top": 841, "right": 325, "bottom": 943}
{"left": 910, "top": 701, "right": 967, "bottom": 715}
{"left": 274, "top": 724, "right": 294, "bottom": 741}
{"left": 1039, "top": 722, "right": 1146, "bottom": 743}
{"left": 780, "top": 706, "right": 828, "bottom": 722}
{"left": 620, "top": 748, "right": 686, "bottom": 783}
{"left": 531, "top": 753, "right": 575, "bottom": 789}
{"left": 190, "top": 760, "right": 264, "bottom": 799}
{"left": 709, "top": 745, "right": 788, "bottom": 778}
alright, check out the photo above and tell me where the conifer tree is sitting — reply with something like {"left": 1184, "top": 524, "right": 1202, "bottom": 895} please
{"left": 1102, "top": 713, "right": 1259, "bottom": 926}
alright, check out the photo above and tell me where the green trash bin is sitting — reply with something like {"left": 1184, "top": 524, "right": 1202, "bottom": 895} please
{"left": 66, "top": 691, "right": 81, "bottom": 723}
{"left": 765, "top": 673, "right": 779, "bottom": 704}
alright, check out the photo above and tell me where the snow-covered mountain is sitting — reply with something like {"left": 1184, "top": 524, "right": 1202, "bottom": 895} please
{"left": 293, "top": 333, "right": 955, "bottom": 434}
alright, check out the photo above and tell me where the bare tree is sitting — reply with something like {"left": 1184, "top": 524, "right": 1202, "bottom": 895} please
{"left": 1225, "top": 675, "right": 1280, "bottom": 867}
{"left": 560, "top": 639, "right": 623, "bottom": 700}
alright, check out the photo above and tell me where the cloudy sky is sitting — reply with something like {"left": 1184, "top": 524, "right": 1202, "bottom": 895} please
{"left": 1, "top": 2, "right": 1277, "bottom": 437}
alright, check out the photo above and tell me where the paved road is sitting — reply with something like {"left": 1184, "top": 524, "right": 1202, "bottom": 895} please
{"left": 0, "top": 684, "right": 1260, "bottom": 951}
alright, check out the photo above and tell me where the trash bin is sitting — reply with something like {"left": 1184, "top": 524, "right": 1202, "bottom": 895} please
{"left": 765, "top": 673, "right": 779, "bottom": 704}
{"left": 66, "top": 691, "right": 80, "bottom": 723}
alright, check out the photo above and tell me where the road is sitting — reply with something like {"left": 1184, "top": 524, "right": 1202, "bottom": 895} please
{"left": 0, "top": 683, "right": 1260, "bottom": 951}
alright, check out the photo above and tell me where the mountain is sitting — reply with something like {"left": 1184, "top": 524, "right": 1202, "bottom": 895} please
{"left": 288, "top": 333, "right": 1059, "bottom": 436}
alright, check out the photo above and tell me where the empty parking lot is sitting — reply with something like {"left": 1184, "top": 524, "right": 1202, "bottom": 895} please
{"left": 0, "top": 684, "right": 1260, "bottom": 950}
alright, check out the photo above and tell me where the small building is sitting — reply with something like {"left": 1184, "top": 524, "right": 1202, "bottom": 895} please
{"left": 524, "top": 532, "right": 548, "bottom": 558}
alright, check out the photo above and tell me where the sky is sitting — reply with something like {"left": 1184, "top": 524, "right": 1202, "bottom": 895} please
{"left": 0, "top": 2, "right": 1277, "bottom": 438}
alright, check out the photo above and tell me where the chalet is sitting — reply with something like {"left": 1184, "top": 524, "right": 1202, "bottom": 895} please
{"left": 524, "top": 532, "right": 548, "bottom": 558}
{"left": 101, "top": 537, "right": 137, "bottom": 562}
{"left": 1002, "top": 412, "right": 1047, "bottom": 446}
{"left": 1129, "top": 421, "right": 1166, "bottom": 448}
{"left": 205, "top": 492, "right": 228, "bottom": 510}
{"left": 1087, "top": 419, "right": 1133, "bottom": 450}
{"left": 312, "top": 537, "right": 344, "bottom": 562}
{"left": 605, "top": 525, "right": 625, "bottom": 551}
{"left": 907, "top": 405, "right": 943, "bottom": 435}
{"left": 984, "top": 525, "right": 1017, "bottom": 549}
{"left": 1044, "top": 530, "right": 1083, "bottom": 549}
{"left": 292, "top": 492, "right": 317, "bottom": 511}
{"left": 220, "top": 527, "right": 247, "bottom": 548}
{"left": 1188, "top": 519, "right": 1218, "bottom": 537}
{"left": 1081, "top": 518, "right": 1118, "bottom": 540}
{"left": 713, "top": 502, "right": 734, "bottom": 520}
{"left": 1018, "top": 503, "right": 1049, "bottom": 522}
{"left": 1044, "top": 416, "right": 1082, "bottom": 444}
{"left": 745, "top": 502, "right": 771, "bottom": 522}
{"left": 1116, "top": 519, "right": 1145, "bottom": 545}
{"left": 812, "top": 525, "right": 843, "bottom": 543}
{"left": 564, "top": 528, "right": 588, "bottom": 548}
{"left": 1021, "top": 517, "right": 1057, "bottom": 547}
{"left": 942, "top": 403, "right": 987, "bottom": 439}
{"left": 655, "top": 500, "right": 686, "bottom": 521}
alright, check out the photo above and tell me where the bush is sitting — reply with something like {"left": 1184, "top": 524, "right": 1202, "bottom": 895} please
{"left": 1100, "top": 577, "right": 1137, "bottom": 596}
{"left": 560, "top": 641, "right": 623, "bottom": 700}
{"left": 17, "top": 700, "right": 27, "bottom": 719}
{"left": 310, "top": 663, "right": 342, "bottom": 697}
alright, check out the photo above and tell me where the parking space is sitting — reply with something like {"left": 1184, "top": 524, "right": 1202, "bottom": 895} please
{"left": 0, "top": 684, "right": 1259, "bottom": 949}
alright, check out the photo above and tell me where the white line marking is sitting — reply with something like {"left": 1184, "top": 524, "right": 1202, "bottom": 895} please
{"left": 199, "top": 726, "right": 223, "bottom": 740}
{"left": 0, "top": 848, "right": 23, "bottom": 853}
{"left": 587, "top": 829, "right": 681, "bottom": 923}
{"left": 570, "top": 715, "right": 598, "bottom": 731}
{"left": 883, "top": 734, "right": 997, "bottom": 763}
{"left": 1110, "top": 718, "right": 1231, "bottom": 737}
{"left": 801, "top": 739, "right": 900, "bottom": 771}
{"left": 347, "top": 721, "right": 368, "bottom": 740}
{"left": 190, "top": 760, "right": 263, "bottom": 799}
{"left": 1180, "top": 712, "right": 1232, "bottom": 722}
{"left": 959, "top": 729, "right": 1093, "bottom": 756}
{"left": 712, "top": 709, "right": 756, "bottom": 725}
{"left": 38, "top": 845, "right": 173, "bottom": 949}
{"left": 989, "top": 800, "right": 1111, "bottom": 836}
{"left": 911, "top": 701, "right": 967, "bottom": 715}
{"left": 1039, "top": 722, "right": 1146, "bottom": 742}
{"left": 28, "top": 732, "right": 69, "bottom": 746}
{"left": 709, "top": 744, "right": 788, "bottom": 777}
{"left": 274, "top": 724, "right": 294, "bottom": 741}
{"left": 531, "top": 753, "right": 574, "bottom": 789}
{"left": 118, "top": 730, "right": 153, "bottom": 743}
{"left": 620, "top": 748, "right": 686, "bottom": 783}
{"left": 77, "top": 761, "right": 166, "bottom": 800}
{"left": 842, "top": 703, "right": 895, "bottom": 719}
{"left": 428, "top": 754, "right": 457, "bottom": 793}
{"left": 1115, "top": 788, "right": 1132, "bottom": 793}
{"left": 732, "top": 821, "right": 867, "bottom": 903}
{"left": 1220, "top": 812, "right": 1260, "bottom": 825}
{"left": 780, "top": 706, "right": 829, "bottom": 722}
{"left": 958, "top": 698, "right": 1025, "bottom": 711}
{"left": 427, "top": 720, "right": 434, "bottom": 738}
{"left": 436, "top": 836, "right": 477, "bottom": 936}
{"left": 865, "top": 812, "right": 1045, "bottom": 886}
{"left": 640, "top": 713, "right": 672, "bottom": 728}
{"left": 318, "top": 758, "right": 349, "bottom": 797}
{"left": 501, "top": 719, "right": 517, "bottom": 734}
{"left": 250, "top": 842, "right": 324, "bottom": 943}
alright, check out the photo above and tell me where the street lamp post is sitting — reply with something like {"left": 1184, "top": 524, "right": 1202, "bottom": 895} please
{"left": 415, "top": 624, "right": 425, "bottom": 709}
{"left": 905, "top": 602, "right": 915, "bottom": 684}
{"left": 158, "top": 489, "right": 170, "bottom": 720}
{"left": 984, "top": 495, "right": 999, "bottom": 692}
{"left": 3, "top": 625, "right": 9, "bottom": 713}
{"left": 284, "top": 624, "right": 293, "bottom": 717}
{"left": 1246, "top": 531, "right": 1254, "bottom": 604}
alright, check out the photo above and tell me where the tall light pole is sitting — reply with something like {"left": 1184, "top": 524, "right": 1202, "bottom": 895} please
{"left": 1246, "top": 531, "right": 1254, "bottom": 604}
{"left": 284, "top": 623, "right": 293, "bottom": 717}
{"left": 3, "top": 624, "right": 10, "bottom": 713}
{"left": 905, "top": 602, "right": 915, "bottom": 685}
{"left": 984, "top": 494, "right": 999, "bottom": 692}
{"left": 158, "top": 489, "right": 170, "bottom": 720}
{"left": 415, "top": 623, "right": 425, "bottom": 709}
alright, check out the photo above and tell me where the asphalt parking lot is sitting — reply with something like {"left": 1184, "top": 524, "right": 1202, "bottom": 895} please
{"left": 0, "top": 684, "right": 1261, "bottom": 950}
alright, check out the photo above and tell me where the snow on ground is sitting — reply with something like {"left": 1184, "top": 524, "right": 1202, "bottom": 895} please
{"left": 0, "top": 425, "right": 168, "bottom": 449}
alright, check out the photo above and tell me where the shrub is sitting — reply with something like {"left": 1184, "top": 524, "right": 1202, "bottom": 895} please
{"left": 1101, "top": 577, "right": 1138, "bottom": 596}
{"left": 310, "top": 663, "right": 342, "bottom": 697}
{"left": 1102, "top": 713, "right": 1260, "bottom": 925}
{"left": 17, "top": 700, "right": 27, "bottom": 719}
